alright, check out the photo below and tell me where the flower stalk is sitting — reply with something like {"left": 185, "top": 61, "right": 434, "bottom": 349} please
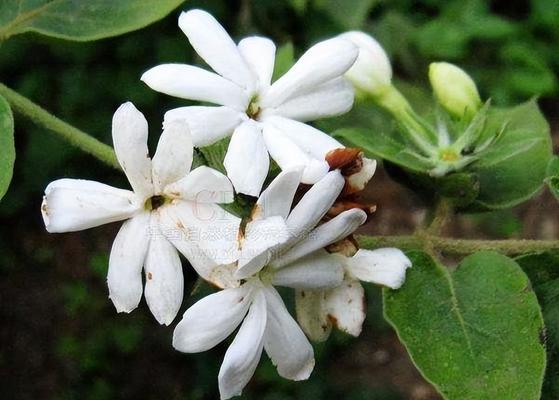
{"left": 0, "top": 82, "right": 119, "bottom": 169}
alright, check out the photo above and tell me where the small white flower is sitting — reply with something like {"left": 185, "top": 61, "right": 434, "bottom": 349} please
{"left": 296, "top": 248, "right": 412, "bottom": 341}
{"left": 141, "top": 9, "right": 359, "bottom": 196}
{"left": 173, "top": 169, "right": 369, "bottom": 399}
{"left": 338, "top": 31, "right": 392, "bottom": 96}
{"left": 41, "top": 102, "right": 241, "bottom": 325}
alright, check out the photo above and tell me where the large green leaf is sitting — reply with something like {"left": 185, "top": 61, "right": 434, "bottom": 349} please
{"left": 384, "top": 251, "right": 546, "bottom": 400}
{"left": 470, "top": 100, "right": 552, "bottom": 209}
{"left": 0, "top": 94, "right": 14, "bottom": 201}
{"left": 516, "top": 253, "right": 559, "bottom": 400}
{"left": 0, "top": 0, "right": 185, "bottom": 41}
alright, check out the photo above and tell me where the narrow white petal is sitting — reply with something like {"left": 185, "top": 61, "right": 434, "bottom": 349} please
{"left": 262, "top": 123, "right": 329, "bottom": 184}
{"left": 144, "top": 222, "right": 184, "bottom": 325}
{"left": 346, "top": 248, "right": 412, "bottom": 289}
{"left": 238, "top": 36, "right": 276, "bottom": 90}
{"left": 152, "top": 120, "right": 193, "bottom": 193}
{"left": 179, "top": 10, "right": 255, "bottom": 90}
{"left": 107, "top": 212, "right": 150, "bottom": 313}
{"left": 173, "top": 285, "right": 252, "bottom": 353}
{"left": 164, "top": 166, "right": 234, "bottom": 204}
{"left": 236, "top": 216, "right": 290, "bottom": 279}
{"left": 141, "top": 64, "right": 249, "bottom": 110}
{"left": 274, "top": 209, "right": 367, "bottom": 268}
{"left": 272, "top": 250, "right": 344, "bottom": 289}
{"left": 164, "top": 106, "right": 244, "bottom": 147}
{"left": 262, "top": 38, "right": 358, "bottom": 107}
{"left": 219, "top": 289, "right": 267, "bottom": 400}
{"left": 158, "top": 206, "right": 240, "bottom": 289}
{"left": 295, "top": 289, "right": 331, "bottom": 342}
{"left": 171, "top": 201, "right": 241, "bottom": 265}
{"left": 254, "top": 168, "right": 303, "bottom": 220}
{"left": 263, "top": 286, "right": 315, "bottom": 380}
{"left": 224, "top": 120, "right": 269, "bottom": 196}
{"left": 324, "top": 278, "right": 365, "bottom": 337}
{"left": 42, "top": 179, "right": 139, "bottom": 233}
{"left": 112, "top": 102, "right": 153, "bottom": 199}
{"left": 262, "top": 116, "right": 343, "bottom": 160}
{"left": 285, "top": 170, "right": 344, "bottom": 242}
{"left": 262, "top": 77, "right": 354, "bottom": 122}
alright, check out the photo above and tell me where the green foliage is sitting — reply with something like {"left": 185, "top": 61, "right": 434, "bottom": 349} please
{"left": 0, "top": 94, "right": 14, "bottom": 200}
{"left": 384, "top": 251, "right": 546, "bottom": 400}
{"left": 516, "top": 253, "right": 559, "bottom": 400}
{"left": 0, "top": 0, "right": 185, "bottom": 41}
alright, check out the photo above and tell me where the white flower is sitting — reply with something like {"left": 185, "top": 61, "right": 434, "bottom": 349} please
{"left": 338, "top": 31, "right": 392, "bottom": 96}
{"left": 296, "top": 248, "right": 412, "bottom": 341}
{"left": 173, "top": 169, "right": 368, "bottom": 399}
{"left": 141, "top": 9, "right": 359, "bottom": 196}
{"left": 41, "top": 102, "right": 241, "bottom": 325}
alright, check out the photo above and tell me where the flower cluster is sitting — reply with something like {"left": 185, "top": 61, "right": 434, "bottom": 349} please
{"left": 41, "top": 9, "right": 411, "bottom": 399}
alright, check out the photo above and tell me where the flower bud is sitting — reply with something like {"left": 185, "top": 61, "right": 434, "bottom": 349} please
{"left": 429, "top": 62, "right": 481, "bottom": 119}
{"left": 338, "top": 31, "right": 392, "bottom": 96}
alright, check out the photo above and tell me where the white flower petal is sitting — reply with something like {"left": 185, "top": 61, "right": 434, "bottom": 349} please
{"left": 152, "top": 120, "right": 193, "bottom": 193}
{"left": 173, "top": 285, "right": 253, "bottom": 353}
{"left": 224, "top": 120, "right": 269, "bottom": 196}
{"left": 165, "top": 166, "right": 234, "bottom": 204}
{"left": 262, "top": 38, "right": 358, "bottom": 107}
{"left": 236, "top": 216, "right": 290, "bottom": 279}
{"left": 42, "top": 179, "right": 139, "bottom": 233}
{"left": 347, "top": 157, "right": 377, "bottom": 193}
{"left": 262, "top": 77, "right": 354, "bottom": 122}
{"left": 144, "top": 222, "right": 184, "bottom": 325}
{"left": 219, "top": 289, "right": 267, "bottom": 400}
{"left": 179, "top": 10, "right": 255, "bottom": 90}
{"left": 263, "top": 286, "right": 315, "bottom": 380}
{"left": 262, "top": 116, "right": 343, "bottom": 160}
{"left": 158, "top": 206, "right": 240, "bottom": 289}
{"left": 272, "top": 250, "right": 344, "bottom": 289}
{"left": 171, "top": 200, "right": 241, "bottom": 265}
{"left": 238, "top": 36, "right": 276, "bottom": 91}
{"left": 254, "top": 168, "right": 303, "bottom": 220}
{"left": 107, "top": 212, "right": 150, "bottom": 313}
{"left": 164, "top": 106, "right": 244, "bottom": 147}
{"left": 346, "top": 248, "right": 412, "bottom": 289}
{"left": 141, "top": 64, "right": 249, "bottom": 110}
{"left": 262, "top": 123, "right": 329, "bottom": 184}
{"left": 285, "top": 170, "right": 345, "bottom": 242}
{"left": 112, "top": 102, "right": 153, "bottom": 199}
{"left": 295, "top": 289, "right": 331, "bottom": 342}
{"left": 274, "top": 209, "right": 367, "bottom": 268}
{"left": 324, "top": 278, "right": 365, "bottom": 337}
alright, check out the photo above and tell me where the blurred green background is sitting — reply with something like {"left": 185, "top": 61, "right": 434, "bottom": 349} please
{"left": 1, "top": 0, "right": 558, "bottom": 399}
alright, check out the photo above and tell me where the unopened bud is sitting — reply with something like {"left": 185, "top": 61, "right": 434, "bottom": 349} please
{"left": 429, "top": 62, "right": 481, "bottom": 119}
{"left": 338, "top": 31, "right": 392, "bottom": 96}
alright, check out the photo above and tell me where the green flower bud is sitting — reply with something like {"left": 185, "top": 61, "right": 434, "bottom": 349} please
{"left": 429, "top": 62, "right": 482, "bottom": 119}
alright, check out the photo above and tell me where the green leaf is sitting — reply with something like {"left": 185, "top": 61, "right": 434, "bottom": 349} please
{"left": 272, "top": 42, "right": 294, "bottom": 82}
{"left": 545, "top": 156, "right": 559, "bottom": 201}
{"left": 384, "top": 251, "right": 546, "bottom": 400}
{"left": 0, "top": 93, "right": 14, "bottom": 201}
{"left": 0, "top": 0, "right": 185, "bottom": 41}
{"left": 470, "top": 100, "right": 552, "bottom": 210}
{"left": 516, "top": 253, "right": 559, "bottom": 400}
{"left": 315, "top": 0, "right": 378, "bottom": 29}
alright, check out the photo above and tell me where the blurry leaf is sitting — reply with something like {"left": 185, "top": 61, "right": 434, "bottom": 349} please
{"left": 0, "top": 93, "right": 14, "bottom": 201}
{"left": 517, "top": 253, "right": 559, "bottom": 400}
{"left": 288, "top": 0, "right": 308, "bottom": 15}
{"left": 314, "top": 0, "right": 378, "bottom": 29}
{"left": 384, "top": 251, "right": 546, "bottom": 400}
{"left": 545, "top": 156, "right": 559, "bottom": 200}
{"left": 470, "top": 100, "right": 552, "bottom": 210}
{"left": 272, "top": 42, "right": 294, "bottom": 82}
{"left": 0, "top": 0, "right": 185, "bottom": 41}
{"left": 333, "top": 128, "right": 433, "bottom": 173}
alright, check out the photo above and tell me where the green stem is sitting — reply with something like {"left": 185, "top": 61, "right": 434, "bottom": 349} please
{"left": 358, "top": 234, "right": 559, "bottom": 257}
{"left": 0, "top": 82, "right": 119, "bottom": 169}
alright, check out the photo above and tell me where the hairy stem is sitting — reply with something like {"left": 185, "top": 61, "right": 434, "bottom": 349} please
{"left": 358, "top": 234, "right": 559, "bottom": 257}
{"left": 0, "top": 82, "right": 119, "bottom": 169}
